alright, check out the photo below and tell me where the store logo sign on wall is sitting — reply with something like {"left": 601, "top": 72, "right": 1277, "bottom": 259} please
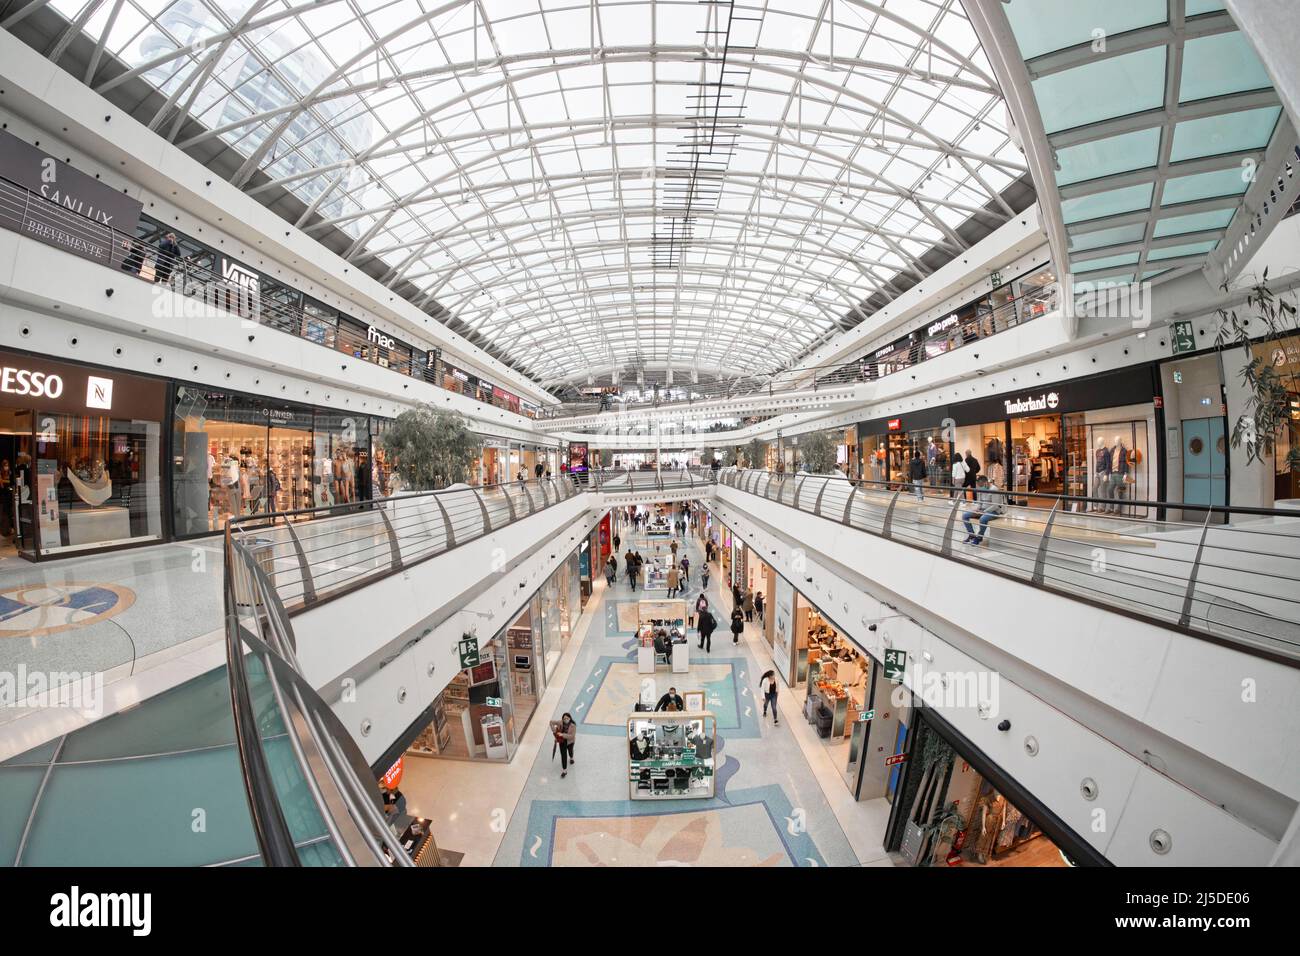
{"left": 0, "top": 130, "right": 143, "bottom": 229}
{"left": 1003, "top": 391, "right": 1060, "bottom": 416}
{"left": 887, "top": 418, "right": 902, "bottom": 431}
{"left": 85, "top": 376, "right": 113, "bottom": 410}
{"left": 221, "top": 259, "right": 260, "bottom": 294}
{"left": 0, "top": 366, "right": 64, "bottom": 400}
{"left": 367, "top": 325, "right": 396, "bottom": 349}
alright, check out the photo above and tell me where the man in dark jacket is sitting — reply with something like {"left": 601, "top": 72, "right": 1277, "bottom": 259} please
{"left": 655, "top": 687, "right": 685, "bottom": 711}
{"left": 697, "top": 607, "right": 717, "bottom": 652}
{"left": 908, "top": 452, "right": 927, "bottom": 500}
{"left": 154, "top": 232, "right": 182, "bottom": 285}
{"left": 962, "top": 450, "right": 981, "bottom": 500}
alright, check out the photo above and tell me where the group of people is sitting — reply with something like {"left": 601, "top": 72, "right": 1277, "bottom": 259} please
{"left": 906, "top": 446, "right": 1008, "bottom": 546}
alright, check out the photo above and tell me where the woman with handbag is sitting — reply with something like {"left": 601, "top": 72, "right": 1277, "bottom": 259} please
{"left": 550, "top": 713, "right": 577, "bottom": 778}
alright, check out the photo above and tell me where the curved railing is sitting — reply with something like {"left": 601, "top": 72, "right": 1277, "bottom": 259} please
{"left": 222, "top": 470, "right": 712, "bottom": 864}
{"left": 718, "top": 469, "right": 1300, "bottom": 664}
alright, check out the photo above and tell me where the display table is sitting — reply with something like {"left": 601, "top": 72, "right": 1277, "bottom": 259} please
{"left": 65, "top": 505, "right": 132, "bottom": 546}
{"left": 645, "top": 517, "right": 672, "bottom": 537}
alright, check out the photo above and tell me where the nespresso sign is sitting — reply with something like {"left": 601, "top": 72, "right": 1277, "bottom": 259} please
{"left": 1003, "top": 391, "right": 1060, "bottom": 416}
{"left": 0, "top": 351, "right": 163, "bottom": 420}
{"left": 0, "top": 130, "right": 143, "bottom": 266}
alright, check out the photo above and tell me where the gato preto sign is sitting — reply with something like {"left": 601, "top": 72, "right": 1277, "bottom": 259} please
{"left": 0, "top": 130, "right": 143, "bottom": 265}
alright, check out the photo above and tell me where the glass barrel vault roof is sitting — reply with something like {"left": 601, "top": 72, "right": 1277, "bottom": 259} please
{"left": 29, "top": 0, "right": 1029, "bottom": 386}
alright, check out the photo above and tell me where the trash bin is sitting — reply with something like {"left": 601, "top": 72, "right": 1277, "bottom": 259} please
{"left": 233, "top": 536, "right": 276, "bottom": 607}
{"left": 815, "top": 705, "right": 834, "bottom": 739}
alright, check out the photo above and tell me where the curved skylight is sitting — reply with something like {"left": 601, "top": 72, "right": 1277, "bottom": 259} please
{"left": 35, "top": 0, "right": 1028, "bottom": 385}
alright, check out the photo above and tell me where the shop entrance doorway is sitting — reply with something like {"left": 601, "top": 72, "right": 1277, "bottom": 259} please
{"left": 1010, "top": 414, "right": 1063, "bottom": 505}
{"left": 0, "top": 409, "right": 31, "bottom": 557}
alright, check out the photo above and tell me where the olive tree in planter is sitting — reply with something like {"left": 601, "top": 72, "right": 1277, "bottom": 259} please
{"left": 380, "top": 405, "right": 479, "bottom": 491}
{"left": 743, "top": 438, "right": 767, "bottom": 470}
{"left": 797, "top": 430, "right": 839, "bottom": 474}
{"left": 710, "top": 446, "right": 736, "bottom": 467}
{"left": 1215, "top": 274, "right": 1300, "bottom": 477}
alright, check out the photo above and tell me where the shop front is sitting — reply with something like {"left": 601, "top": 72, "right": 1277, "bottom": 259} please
{"left": 405, "top": 546, "right": 582, "bottom": 764}
{"left": 857, "top": 406, "right": 954, "bottom": 489}
{"left": 1, "top": 349, "right": 166, "bottom": 559}
{"left": 1157, "top": 351, "right": 1229, "bottom": 518}
{"left": 944, "top": 367, "right": 1158, "bottom": 513}
{"left": 885, "top": 706, "right": 1092, "bottom": 867}
{"left": 170, "top": 383, "right": 373, "bottom": 537}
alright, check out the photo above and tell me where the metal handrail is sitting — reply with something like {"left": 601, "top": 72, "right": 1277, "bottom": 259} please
{"left": 221, "top": 467, "right": 712, "bottom": 864}
{"left": 717, "top": 468, "right": 1300, "bottom": 662}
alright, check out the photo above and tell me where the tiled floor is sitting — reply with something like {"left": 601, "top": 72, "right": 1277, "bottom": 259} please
{"left": 402, "top": 520, "right": 896, "bottom": 867}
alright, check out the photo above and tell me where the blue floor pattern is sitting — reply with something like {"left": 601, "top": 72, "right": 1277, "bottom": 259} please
{"left": 494, "top": 524, "right": 860, "bottom": 867}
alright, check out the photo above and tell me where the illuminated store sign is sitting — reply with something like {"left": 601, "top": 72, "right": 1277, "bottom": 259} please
{"left": 367, "top": 325, "right": 396, "bottom": 350}
{"left": 1003, "top": 391, "right": 1060, "bottom": 416}
{"left": 0, "top": 366, "right": 64, "bottom": 400}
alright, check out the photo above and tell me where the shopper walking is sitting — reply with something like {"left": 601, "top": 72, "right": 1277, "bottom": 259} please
{"left": 605, "top": 555, "right": 618, "bottom": 588}
{"left": 963, "top": 449, "right": 981, "bottom": 500}
{"left": 670, "top": 539, "right": 679, "bottom": 561}
{"left": 950, "top": 452, "right": 968, "bottom": 500}
{"left": 550, "top": 713, "right": 577, "bottom": 777}
{"left": 909, "top": 451, "right": 927, "bottom": 501}
{"left": 700, "top": 563, "right": 711, "bottom": 590}
{"left": 730, "top": 607, "right": 745, "bottom": 645}
{"left": 732, "top": 582, "right": 743, "bottom": 611}
{"left": 613, "top": 532, "right": 620, "bottom": 552}
{"left": 759, "top": 670, "right": 780, "bottom": 725}
{"left": 625, "top": 550, "right": 638, "bottom": 590}
{"left": 697, "top": 603, "right": 717, "bottom": 652}
{"left": 743, "top": 588, "right": 755, "bottom": 622}
{"left": 754, "top": 590, "right": 765, "bottom": 623}
{"left": 666, "top": 564, "right": 680, "bottom": 598}
{"left": 679, "top": 555, "right": 690, "bottom": 585}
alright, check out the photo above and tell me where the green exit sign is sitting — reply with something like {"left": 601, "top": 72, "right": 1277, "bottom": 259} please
{"left": 458, "top": 634, "right": 480, "bottom": 668}
{"left": 857, "top": 709, "right": 876, "bottom": 722}
{"left": 485, "top": 697, "right": 502, "bottom": 708}
{"left": 1171, "top": 320, "right": 1195, "bottom": 355}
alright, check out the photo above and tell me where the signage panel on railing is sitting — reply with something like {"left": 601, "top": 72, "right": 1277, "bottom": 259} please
{"left": 0, "top": 132, "right": 145, "bottom": 266}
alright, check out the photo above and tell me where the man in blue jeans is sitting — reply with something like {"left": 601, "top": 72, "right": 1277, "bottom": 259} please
{"left": 962, "top": 477, "right": 1005, "bottom": 546}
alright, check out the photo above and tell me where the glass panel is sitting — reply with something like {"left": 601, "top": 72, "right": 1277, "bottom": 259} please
{"left": 1067, "top": 223, "right": 1148, "bottom": 252}
{"left": 1005, "top": 0, "right": 1168, "bottom": 60}
{"left": 1061, "top": 183, "right": 1155, "bottom": 224}
{"left": 1055, "top": 128, "right": 1161, "bottom": 186}
{"left": 1032, "top": 47, "right": 1167, "bottom": 134}
{"left": 1160, "top": 168, "right": 1251, "bottom": 204}
{"left": 1179, "top": 31, "right": 1272, "bottom": 102}
{"left": 313, "top": 410, "right": 371, "bottom": 506}
{"left": 1152, "top": 208, "right": 1236, "bottom": 236}
{"left": 1148, "top": 239, "right": 1219, "bottom": 260}
{"left": 1169, "top": 106, "right": 1283, "bottom": 163}
{"left": 34, "top": 411, "right": 162, "bottom": 556}
{"left": 1071, "top": 252, "right": 1141, "bottom": 273}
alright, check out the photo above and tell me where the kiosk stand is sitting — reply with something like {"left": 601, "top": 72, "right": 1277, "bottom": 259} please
{"left": 628, "top": 712, "right": 717, "bottom": 800}
{"left": 634, "top": 599, "right": 689, "bottom": 674}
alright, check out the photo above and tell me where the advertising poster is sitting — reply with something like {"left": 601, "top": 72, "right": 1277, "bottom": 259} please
{"left": 569, "top": 442, "right": 589, "bottom": 483}
{"left": 772, "top": 574, "right": 795, "bottom": 687}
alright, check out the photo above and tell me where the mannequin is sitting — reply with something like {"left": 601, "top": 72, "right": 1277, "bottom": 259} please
{"left": 1092, "top": 436, "right": 1111, "bottom": 512}
{"left": 1108, "top": 436, "right": 1129, "bottom": 514}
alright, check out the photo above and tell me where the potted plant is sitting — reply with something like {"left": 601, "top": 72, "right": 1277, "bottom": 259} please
{"left": 380, "top": 405, "right": 479, "bottom": 491}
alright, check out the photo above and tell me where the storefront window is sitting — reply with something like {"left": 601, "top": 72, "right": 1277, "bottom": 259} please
{"left": 1253, "top": 334, "right": 1300, "bottom": 501}
{"left": 313, "top": 410, "right": 371, "bottom": 507}
{"left": 171, "top": 386, "right": 317, "bottom": 535}
{"left": 892, "top": 716, "right": 1070, "bottom": 867}
{"left": 32, "top": 412, "right": 162, "bottom": 556}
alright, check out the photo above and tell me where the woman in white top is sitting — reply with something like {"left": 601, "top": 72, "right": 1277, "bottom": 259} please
{"left": 950, "top": 455, "right": 968, "bottom": 499}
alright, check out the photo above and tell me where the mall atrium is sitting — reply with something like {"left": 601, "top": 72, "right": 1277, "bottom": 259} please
{"left": 0, "top": 0, "right": 1297, "bottom": 890}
